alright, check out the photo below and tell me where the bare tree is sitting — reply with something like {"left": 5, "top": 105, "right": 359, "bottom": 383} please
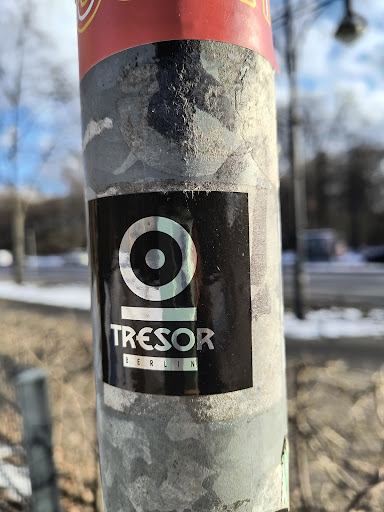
{"left": 0, "top": 0, "right": 79, "bottom": 282}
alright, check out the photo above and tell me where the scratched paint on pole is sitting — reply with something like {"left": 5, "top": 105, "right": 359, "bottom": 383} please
{"left": 88, "top": 191, "right": 252, "bottom": 396}
{"left": 76, "top": 0, "right": 277, "bottom": 79}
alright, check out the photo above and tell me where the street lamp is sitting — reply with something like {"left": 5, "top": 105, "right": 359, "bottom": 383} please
{"left": 284, "top": 0, "right": 366, "bottom": 320}
{"left": 335, "top": 0, "right": 367, "bottom": 43}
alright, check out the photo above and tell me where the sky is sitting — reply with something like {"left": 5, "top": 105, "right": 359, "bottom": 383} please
{"left": 0, "top": 0, "right": 81, "bottom": 196}
{"left": 0, "top": 0, "right": 383, "bottom": 195}
{"left": 272, "top": 0, "right": 384, "bottom": 160}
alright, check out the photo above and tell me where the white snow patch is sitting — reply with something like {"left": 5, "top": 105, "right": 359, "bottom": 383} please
{"left": 0, "top": 445, "right": 31, "bottom": 501}
{"left": 285, "top": 308, "right": 384, "bottom": 340}
{"left": 0, "top": 282, "right": 90, "bottom": 310}
{"left": 0, "top": 282, "right": 383, "bottom": 340}
{"left": 0, "top": 463, "right": 31, "bottom": 501}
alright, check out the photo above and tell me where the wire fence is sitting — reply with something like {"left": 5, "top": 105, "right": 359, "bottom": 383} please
{"left": 0, "top": 355, "right": 31, "bottom": 510}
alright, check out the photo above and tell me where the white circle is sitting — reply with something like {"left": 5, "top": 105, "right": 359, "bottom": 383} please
{"left": 119, "top": 216, "right": 197, "bottom": 301}
{"left": 145, "top": 249, "right": 166, "bottom": 270}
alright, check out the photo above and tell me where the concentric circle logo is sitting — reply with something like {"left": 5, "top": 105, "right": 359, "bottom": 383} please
{"left": 119, "top": 216, "right": 197, "bottom": 302}
{"left": 76, "top": 0, "right": 102, "bottom": 33}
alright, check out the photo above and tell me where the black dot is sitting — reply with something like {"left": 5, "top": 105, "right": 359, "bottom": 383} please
{"left": 130, "top": 231, "right": 182, "bottom": 286}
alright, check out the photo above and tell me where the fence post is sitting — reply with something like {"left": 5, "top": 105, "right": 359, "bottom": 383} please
{"left": 77, "top": 1, "right": 288, "bottom": 510}
{"left": 16, "top": 368, "right": 61, "bottom": 512}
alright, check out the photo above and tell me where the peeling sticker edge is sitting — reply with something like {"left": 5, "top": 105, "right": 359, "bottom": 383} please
{"left": 82, "top": 117, "right": 113, "bottom": 152}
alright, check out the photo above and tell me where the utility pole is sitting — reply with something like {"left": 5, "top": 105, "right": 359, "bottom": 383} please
{"left": 283, "top": 0, "right": 366, "bottom": 320}
{"left": 284, "top": 0, "right": 307, "bottom": 320}
{"left": 77, "top": 1, "right": 288, "bottom": 510}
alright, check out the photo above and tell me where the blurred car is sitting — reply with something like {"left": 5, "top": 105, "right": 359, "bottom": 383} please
{"left": 362, "top": 245, "right": 384, "bottom": 263}
{"left": 282, "top": 229, "right": 342, "bottom": 264}
{"left": 302, "top": 229, "right": 338, "bottom": 262}
{"left": 62, "top": 249, "right": 88, "bottom": 266}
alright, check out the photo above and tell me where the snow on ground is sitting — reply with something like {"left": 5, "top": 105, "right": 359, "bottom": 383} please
{"left": 0, "top": 281, "right": 383, "bottom": 340}
{"left": 0, "top": 462, "right": 30, "bottom": 502}
{"left": 0, "top": 281, "right": 90, "bottom": 310}
{"left": 0, "top": 445, "right": 31, "bottom": 502}
{"left": 285, "top": 308, "right": 384, "bottom": 340}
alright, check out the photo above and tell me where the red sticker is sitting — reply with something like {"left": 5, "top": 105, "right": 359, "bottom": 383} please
{"left": 77, "top": 0, "right": 277, "bottom": 80}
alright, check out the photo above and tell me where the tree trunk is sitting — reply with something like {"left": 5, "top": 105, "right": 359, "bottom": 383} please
{"left": 12, "top": 190, "right": 25, "bottom": 284}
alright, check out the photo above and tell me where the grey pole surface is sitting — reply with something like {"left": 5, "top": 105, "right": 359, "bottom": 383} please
{"left": 78, "top": 18, "right": 288, "bottom": 512}
{"left": 16, "top": 368, "right": 61, "bottom": 512}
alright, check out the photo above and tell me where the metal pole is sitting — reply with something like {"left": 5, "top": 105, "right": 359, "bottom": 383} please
{"left": 16, "top": 368, "right": 61, "bottom": 512}
{"left": 345, "top": 0, "right": 352, "bottom": 16}
{"left": 77, "top": 2, "right": 288, "bottom": 510}
{"left": 285, "top": 0, "right": 307, "bottom": 320}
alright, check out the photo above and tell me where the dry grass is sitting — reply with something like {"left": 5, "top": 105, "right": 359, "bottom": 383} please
{"left": 0, "top": 301, "right": 97, "bottom": 512}
{"left": 287, "top": 358, "right": 384, "bottom": 511}
{"left": 1, "top": 300, "right": 384, "bottom": 511}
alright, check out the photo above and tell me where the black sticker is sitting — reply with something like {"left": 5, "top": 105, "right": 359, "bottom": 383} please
{"left": 89, "top": 191, "right": 252, "bottom": 396}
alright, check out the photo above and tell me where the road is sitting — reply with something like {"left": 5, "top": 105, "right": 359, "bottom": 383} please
{"left": 286, "top": 335, "right": 384, "bottom": 369}
{"left": 283, "top": 263, "right": 384, "bottom": 308}
{"left": 0, "top": 265, "right": 90, "bottom": 285}
{"left": 0, "top": 262, "right": 383, "bottom": 308}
